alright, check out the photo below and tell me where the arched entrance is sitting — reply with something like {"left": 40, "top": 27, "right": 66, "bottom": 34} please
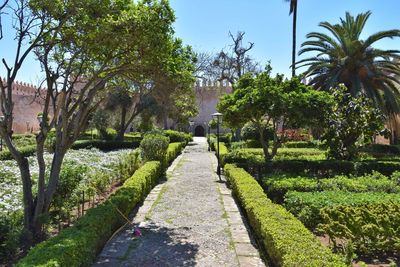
{"left": 194, "top": 125, "right": 205, "bottom": 137}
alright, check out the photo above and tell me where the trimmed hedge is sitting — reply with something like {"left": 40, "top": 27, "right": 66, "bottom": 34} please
{"left": 163, "top": 130, "right": 192, "bottom": 144}
{"left": 263, "top": 172, "right": 400, "bottom": 202}
{"left": 229, "top": 156, "right": 400, "bottom": 177}
{"left": 17, "top": 161, "right": 162, "bottom": 267}
{"left": 224, "top": 164, "right": 345, "bottom": 267}
{"left": 0, "top": 145, "right": 36, "bottom": 160}
{"left": 71, "top": 140, "right": 140, "bottom": 151}
{"left": 165, "top": 142, "right": 185, "bottom": 164}
{"left": 284, "top": 191, "right": 400, "bottom": 229}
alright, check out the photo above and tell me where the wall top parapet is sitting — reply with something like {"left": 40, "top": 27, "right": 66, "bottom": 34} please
{"left": 1, "top": 77, "right": 46, "bottom": 96}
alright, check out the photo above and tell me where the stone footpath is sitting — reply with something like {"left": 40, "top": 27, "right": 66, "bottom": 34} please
{"left": 93, "top": 137, "right": 266, "bottom": 267}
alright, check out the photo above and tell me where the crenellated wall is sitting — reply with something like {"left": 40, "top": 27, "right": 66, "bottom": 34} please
{"left": 0, "top": 78, "right": 46, "bottom": 133}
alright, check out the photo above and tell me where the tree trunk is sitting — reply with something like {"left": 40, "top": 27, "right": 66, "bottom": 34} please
{"left": 258, "top": 127, "right": 270, "bottom": 161}
{"left": 116, "top": 106, "right": 127, "bottom": 141}
{"left": 163, "top": 112, "right": 168, "bottom": 130}
{"left": 291, "top": 2, "right": 297, "bottom": 78}
{"left": 43, "top": 149, "right": 66, "bottom": 213}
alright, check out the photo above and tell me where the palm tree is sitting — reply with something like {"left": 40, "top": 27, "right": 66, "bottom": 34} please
{"left": 297, "top": 11, "right": 400, "bottom": 113}
{"left": 285, "top": 0, "right": 298, "bottom": 77}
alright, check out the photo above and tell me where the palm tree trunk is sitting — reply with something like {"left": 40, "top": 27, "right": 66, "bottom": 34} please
{"left": 291, "top": 1, "right": 297, "bottom": 77}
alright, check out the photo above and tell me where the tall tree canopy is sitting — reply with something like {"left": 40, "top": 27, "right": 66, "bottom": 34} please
{"left": 297, "top": 11, "right": 400, "bottom": 114}
{"left": 0, "top": 0, "right": 177, "bottom": 243}
{"left": 218, "top": 67, "right": 332, "bottom": 161}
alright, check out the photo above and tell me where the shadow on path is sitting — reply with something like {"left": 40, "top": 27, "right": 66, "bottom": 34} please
{"left": 94, "top": 223, "right": 199, "bottom": 267}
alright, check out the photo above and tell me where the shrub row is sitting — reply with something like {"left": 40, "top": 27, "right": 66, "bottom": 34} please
{"left": 263, "top": 172, "right": 400, "bottom": 202}
{"left": 71, "top": 140, "right": 140, "bottom": 151}
{"left": 17, "top": 161, "right": 162, "bottom": 267}
{"left": 228, "top": 155, "right": 400, "bottom": 177}
{"left": 319, "top": 203, "right": 400, "bottom": 257}
{"left": 165, "top": 142, "right": 185, "bottom": 165}
{"left": 0, "top": 145, "right": 36, "bottom": 160}
{"left": 224, "top": 164, "right": 345, "bottom": 267}
{"left": 284, "top": 191, "right": 400, "bottom": 229}
{"left": 163, "top": 130, "right": 192, "bottom": 144}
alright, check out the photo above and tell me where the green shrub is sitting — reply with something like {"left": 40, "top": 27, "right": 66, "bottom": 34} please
{"left": 71, "top": 140, "right": 140, "bottom": 151}
{"left": 360, "top": 143, "right": 400, "bottom": 155}
{"left": 165, "top": 142, "right": 184, "bottom": 164}
{"left": 282, "top": 141, "right": 319, "bottom": 148}
{"left": 263, "top": 175, "right": 318, "bottom": 202}
{"left": 16, "top": 161, "right": 162, "bottom": 267}
{"left": 284, "top": 191, "right": 400, "bottom": 229}
{"left": 355, "top": 161, "right": 400, "bottom": 176}
{"left": 0, "top": 145, "right": 36, "bottom": 160}
{"left": 318, "top": 203, "right": 400, "bottom": 257}
{"left": 0, "top": 212, "right": 24, "bottom": 264}
{"left": 163, "top": 130, "right": 192, "bottom": 143}
{"left": 263, "top": 172, "right": 400, "bottom": 202}
{"left": 139, "top": 134, "right": 169, "bottom": 164}
{"left": 224, "top": 164, "right": 345, "bottom": 267}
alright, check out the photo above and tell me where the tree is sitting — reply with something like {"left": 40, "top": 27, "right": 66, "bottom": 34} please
{"left": 213, "top": 31, "right": 259, "bottom": 86}
{"left": 0, "top": 0, "right": 176, "bottom": 243}
{"left": 218, "top": 66, "right": 332, "bottom": 161}
{"left": 323, "top": 86, "right": 384, "bottom": 160}
{"left": 285, "top": 0, "right": 298, "bottom": 77}
{"left": 297, "top": 11, "right": 400, "bottom": 114}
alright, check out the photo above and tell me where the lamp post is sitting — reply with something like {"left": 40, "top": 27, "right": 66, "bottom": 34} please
{"left": 0, "top": 115, "right": 4, "bottom": 151}
{"left": 207, "top": 123, "right": 211, "bottom": 151}
{"left": 212, "top": 112, "right": 222, "bottom": 178}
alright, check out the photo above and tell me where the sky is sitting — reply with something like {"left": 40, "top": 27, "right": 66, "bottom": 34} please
{"left": 1, "top": 0, "right": 400, "bottom": 84}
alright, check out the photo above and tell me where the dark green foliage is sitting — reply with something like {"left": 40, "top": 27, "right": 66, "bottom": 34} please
{"left": 298, "top": 11, "right": 400, "bottom": 113}
{"left": 282, "top": 141, "right": 320, "bottom": 149}
{"left": 263, "top": 172, "right": 400, "bottom": 202}
{"left": 224, "top": 164, "right": 345, "bottom": 267}
{"left": 16, "top": 161, "right": 162, "bottom": 267}
{"left": 165, "top": 142, "right": 185, "bottom": 165}
{"left": 318, "top": 203, "right": 400, "bottom": 257}
{"left": 0, "top": 145, "right": 36, "bottom": 160}
{"left": 360, "top": 144, "right": 400, "bottom": 155}
{"left": 163, "top": 130, "right": 192, "bottom": 144}
{"left": 139, "top": 134, "right": 170, "bottom": 164}
{"left": 0, "top": 212, "right": 24, "bottom": 263}
{"left": 241, "top": 122, "right": 274, "bottom": 141}
{"left": 71, "top": 140, "right": 140, "bottom": 151}
{"left": 322, "top": 87, "right": 384, "bottom": 160}
{"left": 284, "top": 191, "right": 400, "bottom": 229}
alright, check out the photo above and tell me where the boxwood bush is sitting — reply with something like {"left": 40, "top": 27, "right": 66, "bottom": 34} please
{"left": 263, "top": 172, "right": 400, "bottom": 202}
{"left": 71, "top": 140, "right": 140, "bottom": 151}
{"left": 0, "top": 145, "right": 36, "bottom": 160}
{"left": 16, "top": 161, "right": 162, "bottom": 267}
{"left": 163, "top": 130, "right": 192, "bottom": 144}
{"left": 224, "top": 164, "right": 345, "bottom": 267}
{"left": 284, "top": 191, "right": 400, "bottom": 229}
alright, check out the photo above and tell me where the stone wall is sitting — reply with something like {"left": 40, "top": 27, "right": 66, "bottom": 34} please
{"left": 0, "top": 79, "right": 45, "bottom": 134}
{"left": 189, "top": 82, "right": 232, "bottom": 136}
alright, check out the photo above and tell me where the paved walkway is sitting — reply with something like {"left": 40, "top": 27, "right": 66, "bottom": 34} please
{"left": 93, "top": 137, "right": 265, "bottom": 267}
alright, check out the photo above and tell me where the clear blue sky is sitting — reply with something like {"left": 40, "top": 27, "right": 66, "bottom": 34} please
{"left": 170, "top": 0, "right": 400, "bottom": 77}
{"left": 1, "top": 0, "right": 400, "bottom": 83}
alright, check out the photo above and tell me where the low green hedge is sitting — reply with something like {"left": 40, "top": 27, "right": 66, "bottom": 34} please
{"left": 71, "top": 140, "right": 140, "bottom": 151}
{"left": 263, "top": 172, "right": 400, "bottom": 202}
{"left": 17, "top": 161, "right": 162, "bottom": 267}
{"left": 318, "top": 203, "right": 400, "bottom": 257}
{"left": 284, "top": 191, "right": 400, "bottom": 229}
{"left": 0, "top": 145, "right": 36, "bottom": 160}
{"left": 224, "top": 164, "right": 345, "bottom": 267}
{"left": 163, "top": 130, "right": 192, "bottom": 144}
{"left": 165, "top": 142, "right": 185, "bottom": 165}
{"left": 228, "top": 155, "right": 400, "bottom": 177}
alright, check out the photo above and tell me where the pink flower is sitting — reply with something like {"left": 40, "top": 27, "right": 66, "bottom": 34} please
{"left": 133, "top": 227, "right": 142, "bottom": 237}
